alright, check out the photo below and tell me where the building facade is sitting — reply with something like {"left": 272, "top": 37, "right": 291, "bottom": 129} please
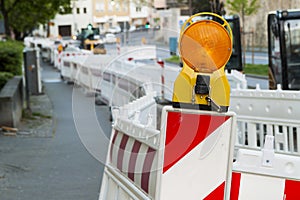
{"left": 49, "top": 0, "right": 93, "bottom": 37}
{"left": 47, "top": 0, "right": 154, "bottom": 37}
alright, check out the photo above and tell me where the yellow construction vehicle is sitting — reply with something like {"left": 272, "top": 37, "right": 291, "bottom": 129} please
{"left": 172, "top": 12, "right": 233, "bottom": 112}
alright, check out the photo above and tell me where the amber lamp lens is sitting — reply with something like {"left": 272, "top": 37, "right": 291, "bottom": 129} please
{"left": 180, "top": 20, "right": 232, "bottom": 73}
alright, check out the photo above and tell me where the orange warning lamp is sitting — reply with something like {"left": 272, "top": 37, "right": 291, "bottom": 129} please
{"left": 172, "top": 12, "right": 232, "bottom": 112}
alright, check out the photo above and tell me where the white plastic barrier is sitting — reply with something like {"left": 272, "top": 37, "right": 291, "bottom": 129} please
{"left": 58, "top": 46, "right": 247, "bottom": 109}
{"left": 230, "top": 86, "right": 300, "bottom": 155}
{"left": 225, "top": 70, "right": 247, "bottom": 89}
{"left": 112, "top": 92, "right": 157, "bottom": 127}
{"left": 103, "top": 59, "right": 180, "bottom": 102}
{"left": 99, "top": 104, "right": 236, "bottom": 200}
{"left": 89, "top": 55, "right": 113, "bottom": 92}
{"left": 55, "top": 48, "right": 91, "bottom": 70}
{"left": 231, "top": 135, "right": 300, "bottom": 199}
{"left": 119, "top": 45, "right": 157, "bottom": 60}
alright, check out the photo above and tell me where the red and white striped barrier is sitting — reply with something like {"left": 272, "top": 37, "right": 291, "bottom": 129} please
{"left": 231, "top": 135, "right": 300, "bottom": 200}
{"left": 158, "top": 107, "right": 236, "bottom": 200}
{"left": 99, "top": 106, "right": 236, "bottom": 200}
{"left": 230, "top": 171, "right": 300, "bottom": 200}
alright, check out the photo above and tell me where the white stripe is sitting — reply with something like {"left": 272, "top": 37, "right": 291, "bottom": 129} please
{"left": 239, "top": 173, "right": 284, "bottom": 200}
{"left": 43, "top": 79, "right": 62, "bottom": 83}
{"left": 135, "top": 144, "right": 148, "bottom": 187}
{"left": 148, "top": 151, "right": 158, "bottom": 198}
{"left": 160, "top": 119, "right": 232, "bottom": 199}
{"left": 122, "top": 136, "right": 135, "bottom": 173}
{"left": 111, "top": 132, "right": 123, "bottom": 167}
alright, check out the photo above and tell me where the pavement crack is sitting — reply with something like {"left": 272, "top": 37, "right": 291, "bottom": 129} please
{"left": 0, "top": 163, "right": 30, "bottom": 173}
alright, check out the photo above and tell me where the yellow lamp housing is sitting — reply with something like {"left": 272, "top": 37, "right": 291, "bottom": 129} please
{"left": 172, "top": 12, "right": 233, "bottom": 112}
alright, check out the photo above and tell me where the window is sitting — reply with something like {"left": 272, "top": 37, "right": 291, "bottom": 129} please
{"left": 83, "top": 7, "right": 87, "bottom": 14}
{"left": 115, "top": 4, "right": 121, "bottom": 12}
{"left": 77, "top": 8, "right": 80, "bottom": 14}
{"left": 108, "top": 0, "right": 113, "bottom": 11}
{"left": 136, "top": 7, "right": 141, "bottom": 12}
{"left": 96, "top": 2, "right": 104, "bottom": 12}
{"left": 122, "top": 1, "right": 128, "bottom": 12}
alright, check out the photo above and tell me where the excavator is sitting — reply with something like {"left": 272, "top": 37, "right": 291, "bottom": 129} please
{"left": 268, "top": 9, "right": 300, "bottom": 90}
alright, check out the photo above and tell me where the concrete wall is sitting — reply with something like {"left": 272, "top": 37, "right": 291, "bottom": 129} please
{"left": 0, "top": 76, "right": 23, "bottom": 128}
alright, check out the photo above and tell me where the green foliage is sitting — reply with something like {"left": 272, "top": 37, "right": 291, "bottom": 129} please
{"left": 165, "top": 56, "right": 180, "bottom": 64}
{"left": 165, "top": 55, "right": 268, "bottom": 76}
{"left": 244, "top": 64, "right": 268, "bottom": 76}
{"left": 10, "top": 0, "right": 71, "bottom": 34}
{"left": 226, "top": 0, "right": 260, "bottom": 16}
{"left": 0, "top": 0, "right": 71, "bottom": 39}
{"left": 0, "top": 71, "right": 14, "bottom": 90}
{"left": 0, "top": 41, "right": 24, "bottom": 75}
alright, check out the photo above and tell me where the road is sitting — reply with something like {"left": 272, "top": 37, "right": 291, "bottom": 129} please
{"left": 0, "top": 61, "right": 112, "bottom": 200}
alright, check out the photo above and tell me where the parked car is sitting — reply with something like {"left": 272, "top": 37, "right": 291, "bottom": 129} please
{"left": 107, "top": 26, "right": 121, "bottom": 34}
{"left": 105, "top": 33, "right": 117, "bottom": 43}
{"left": 93, "top": 43, "right": 106, "bottom": 54}
{"left": 128, "top": 25, "right": 136, "bottom": 32}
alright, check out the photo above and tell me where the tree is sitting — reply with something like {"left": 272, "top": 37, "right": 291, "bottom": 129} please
{"left": 0, "top": 0, "right": 71, "bottom": 40}
{"left": 210, "top": 0, "right": 226, "bottom": 16}
{"left": 226, "top": 0, "right": 260, "bottom": 28}
{"left": 192, "top": 0, "right": 226, "bottom": 16}
{"left": 192, "top": 0, "right": 211, "bottom": 14}
{"left": 226, "top": 0, "right": 260, "bottom": 64}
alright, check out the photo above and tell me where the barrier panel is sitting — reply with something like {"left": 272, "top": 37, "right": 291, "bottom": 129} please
{"left": 231, "top": 135, "right": 300, "bottom": 199}
{"left": 99, "top": 105, "right": 236, "bottom": 200}
{"left": 225, "top": 70, "right": 247, "bottom": 89}
{"left": 230, "top": 86, "right": 300, "bottom": 155}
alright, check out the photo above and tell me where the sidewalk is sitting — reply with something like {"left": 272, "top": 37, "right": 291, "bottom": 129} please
{"left": 17, "top": 93, "right": 54, "bottom": 138}
{"left": 0, "top": 60, "right": 102, "bottom": 200}
{"left": 0, "top": 90, "right": 55, "bottom": 195}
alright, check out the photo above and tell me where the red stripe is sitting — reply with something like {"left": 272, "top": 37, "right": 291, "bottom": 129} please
{"left": 204, "top": 181, "right": 226, "bottom": 200}
{"left": 110, "top": 130, "right": 118, "bottom": 163}
{"left": 128, "top": 140, "right": 142, "bottom": 181}
{"left": 230, "top": 172, "right": 241, "bottom": 200}
{"left": 117, "top": 134, "right": 129, "bottom": 171}
{"left": 141, "top": 147, "right": 156, "bottom": 194}
{"left": 284, "top": 179, "right": 300, "bottom": 199}
{"left": 164, "top": 111, "right": 230, "bottom": 173}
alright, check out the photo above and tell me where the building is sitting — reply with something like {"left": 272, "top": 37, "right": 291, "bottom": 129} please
{"left": 49, "top": 0, "right": 93, "bottom": 38}
{"left": 46, "top": 0, "right": 158, "bottom": 37}
{"left": 92, "top": 0, "right": 152, "bottom": 33}
{"left": 92, "top": 0, "right": 130, "bottom": 32}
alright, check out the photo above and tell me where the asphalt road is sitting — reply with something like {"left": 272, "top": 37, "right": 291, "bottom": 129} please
{"left": 0, "top": 61, "right": 112, "bottom": 200}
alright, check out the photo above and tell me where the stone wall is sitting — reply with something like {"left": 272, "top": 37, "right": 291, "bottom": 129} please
{"left": 0, "top": 76, "right": 23, "bottom": 128}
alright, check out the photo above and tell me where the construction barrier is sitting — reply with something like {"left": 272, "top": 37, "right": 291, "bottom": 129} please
{"left": 230, "top": 86, "right": 300, "bottom": 155}
{"left": 27, "top": 37, "right": 300, "bottom": 200}
{"left": 231, "top": 135, "right": 300, "bottom": 199}
{"left": 99, "top": 105, "right": 236, "bottom": 200}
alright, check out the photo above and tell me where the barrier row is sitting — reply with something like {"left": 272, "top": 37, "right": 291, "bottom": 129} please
{"left": 25, "top": 37, "right": 300, "bottom": 199}
{"left": 58, "top": 50, "right": 180, "bottom": 105}
{"left": 99, "top": 88, "right": 300, "bottom": 200}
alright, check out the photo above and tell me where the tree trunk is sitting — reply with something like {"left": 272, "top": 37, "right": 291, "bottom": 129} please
{"left": 14, "top": 30, "right": 22, "bottom": 41}
{"left": 0, "top": 0, "right": 11, "bottom": 37}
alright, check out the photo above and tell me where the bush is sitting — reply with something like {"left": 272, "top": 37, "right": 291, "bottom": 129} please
{"left": 0, "top": 40, "right": 24, "bottom": 75}
{"left": 0, "top": 72, "right": 14, "bottom": 90}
